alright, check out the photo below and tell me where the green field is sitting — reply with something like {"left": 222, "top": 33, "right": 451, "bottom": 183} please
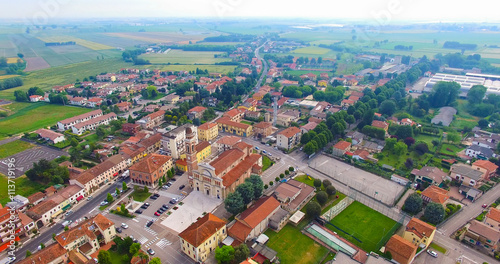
{"left": 438, "top": 143, "right": 463, "bottom": 156}
{"left": 139, "top": 49, "right": 231, "bottom": 64}
{"left": 0, "top": 174, "right": 46, "bottom": 206}
{"left": 262, "top": 155, "right": 274, "bottom": 171}
{"left": 0, "top": 140, "right": 35, "bottom": 159}
{"left": 0, "top": 103, "right": 91, "bottom": 139}
{"left": 292, "top": 46, "right": 331, "bottom": 55}
{"left": 148, "top": 64, "right": 236, "bottom": 73}
{"left": 377, "top": 150, "right": 433, "bottom": 170}
{"left": 328, "top": 201, "right": 399, "bottom": 253}
{"left": 265, "top": 224, "right": 330, "bottom": 264}
{"left": 132, "top": 190, "right": 151, "bottom": 202}
{"left": 414, "top": 134, "right": 440, "bottom": 151}
{"left": 294, "top": 174, "right": 315, "bottom": 187}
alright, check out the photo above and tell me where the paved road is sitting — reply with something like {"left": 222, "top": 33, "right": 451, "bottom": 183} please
{"left": 254, "top": 41, "right": 269, "bottom": 91}
{"left": 15, "top": 178, "right": 130, "bottom": 260}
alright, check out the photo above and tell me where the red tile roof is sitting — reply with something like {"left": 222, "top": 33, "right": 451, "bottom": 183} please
{"left": 195, "top": 141, "right": 211, "bottom": 152}
{"left": 254, "top": 122, "right": 272, "bottom": 129}
{"left": 405, "top": 218, "right": 436, "bottom": 239}
{"left": 421, "top": 185, "right": 449, "bottom": 204}
{"left": 210, "top": 149, "right": 245, "bottom": 176}
{"left": 17, "top": 243, "right": 67, "bottom": 264}
{"left": 487, "top": 207, "right": 500, "bottom": 223}
{"left": 278, "top": 127, "right": 301, "bottom": 138}
{"left": 473, "top": 160, "right": 498, "bottom": 175}
{"left": 371, "top": 120, "right": 389, "bottom": 130}
{"left": 216, "top": 117, "right": 251, "bottom": 130}
{"left": 129, "top": 154, "right": 172, "bottom": 174}
{"left": 178, "top": 213, "right": 226, "bottom": 247}
{"left": 333, "top": 141, "right": 351, "bottom": 151}
{"left": 222, "top": 154, "right": 261, "bottom": 187}
{"left": 216, "top": 136, "right": 241, "bottom": 146}
{"left": 188, "top": 106, "right": 207, "bottom": 113}
{"left": 59, "top": 109, "right": 102, "bottom": 125}
{"left": 198, "top": 122, "right": 217, "bottom": 130}
{"left": 385, "top": 235, "right": 417, "bottom": 264}
{"left": 35, "top": 129, "right": 64, "bottom": 142}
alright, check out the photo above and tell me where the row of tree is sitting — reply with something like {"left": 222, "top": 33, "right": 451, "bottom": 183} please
{"left": 224, "top": 175, "right": 264, "bottom": 215}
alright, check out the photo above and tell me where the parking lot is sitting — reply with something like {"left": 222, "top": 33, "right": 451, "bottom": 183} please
{"left": 0, "top": 145, "right": 67, "bottom": 177}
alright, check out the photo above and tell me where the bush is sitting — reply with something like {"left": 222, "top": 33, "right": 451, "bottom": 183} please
{"left": 285, "top": 170, "right": 290, "bottom": 175}
{"left": 264, "top": 184, "right": 268, "bottom": 189}
{"left": 306, "top": 201, "right": 321, "bottom": 218}
{"left": 279, "top": 173, "right": 285, "bottom": 179}
{"left": 313, "top": 179, "right": 322, "bottom": 188}
{"left": 269, "top": 181, "right": 274, "bottom": 186}
{"left": 322, "top": 179, "right": 332, "bottom": 188}
{"left": 275, "top": 177, "right": 280, "bottom": 182}
{"left": 316, "top": 191, "right": 328, "bottom": 205}
{"left": 289, "top": 166, "right": 294, "bottom": 171}
{"left": 326, "top": 185, "right": 336, "bottom": 196}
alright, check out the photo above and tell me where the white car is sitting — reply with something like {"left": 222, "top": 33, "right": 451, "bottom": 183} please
{"left": 121, "top": 223, "right": 129, "bottom": 229}
{"left": 426, "top": 250, "right": 438, "bottom": 258}
{"left": 100, "top": 201, "right": 108, "bottom": 206}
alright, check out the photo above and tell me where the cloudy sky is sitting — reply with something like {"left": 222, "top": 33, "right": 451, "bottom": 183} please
{"left": 1, "top": 0, "right": 498, "bottom": 23}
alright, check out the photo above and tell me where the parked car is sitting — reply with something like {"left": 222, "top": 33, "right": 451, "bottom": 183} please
{"left": 427, "top": 250, "right": 438, "bottom": 258}
{"left": 262, "top": 150, "right": 267, "bottom": 154}
{"left": 268, "top": 153, "right": 272, "bottom": 156}
{"left": 255, "top": 146, "right": 259, "bottom": 150}
{"left": 115, "top": 227, "right": 122, "bottom": 233}
{"left": 147, "top": 248, "right": 155, "bottom": 255}
{"left": 162, "top": 204, "right": 169, "bottom": 210}
{"left": 179, "top": 184, "right": 185, "bottom": 190}
{"left": 86, "top": 196, "right": 93, "bottom": 201}
{"left": 100, "top": 201, "right": 108, "bottom": 206}
{"left": 166, "top": 182, "right": 173, "bottom": 187}
{"left": 64, "top": 210, "right": 73, "bottom": 217}
{"left": 170, "top": 178, "right": 176, "bottom": 182}
{"left": 169, "top": 199, "right": 177, "bottom": 205}
{"left": 158, "top": 208, "right": 165, "bottom": 213}
{"left": 153, "top": 193, "right": 160, "bottom": 197}
{"left": 154, "top": 212, "right": 160, "bottom": 216}
{"left": 482, "top": 204, "right": 488, "bottom": 208}
{"left": 162, "top": 185, "right": 169, "bottom": 189}
{"left": 150, "top": 195, "right": 158, "bottom": 200}
{"left": 121, "top": 223, "right": 129, "bottom": 229}
{"left": 135, "top": 209, "right": 143, "bottom": 214}
{"left": 141, "top": 204, "right": 148, "bottom": 209}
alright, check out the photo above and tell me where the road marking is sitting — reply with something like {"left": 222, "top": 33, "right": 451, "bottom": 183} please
{"left": 132, "top": 218, "right": 139, "bottom": 222}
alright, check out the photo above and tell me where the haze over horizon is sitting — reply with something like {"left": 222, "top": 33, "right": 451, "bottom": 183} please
{"left": 1, "top": 0, "right": 499, "bottom": 24}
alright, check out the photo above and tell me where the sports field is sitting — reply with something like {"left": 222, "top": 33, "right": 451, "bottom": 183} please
{"left": 265, "top": 224, "right": 330, "bottom": 264}
{"left": 139, "top": 49, "right": 231, "bottom": 64}
{"left": 0, "top": 103, "right": 91, "bottom": 139}
{"left": 327, "top": 201, "right": 399, "bottom": 253}
{"left": 37, "top": 35, "right": 114, "bottom": 50}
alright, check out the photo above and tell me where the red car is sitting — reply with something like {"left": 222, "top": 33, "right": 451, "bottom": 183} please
{"left": 482, "top": 204, "right": 488, "bottom": 208}
{"left": 154, "top": 212, "right": 160, "bottom": 216}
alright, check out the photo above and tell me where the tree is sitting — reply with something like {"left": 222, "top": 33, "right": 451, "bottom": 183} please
{"left": 403, "top": 193, "right": 423, "bottom": 215}
{"left": 467, "top": 85, "right": 487, "bottom": 104}
{"left": 346, "top": 115, "right": 356, "bottom": 125}
{"left": 236, "top": 182, "right": 254, "bottom": 204}
{"left": 326, "top": 185, "right": 336, "bottom": 196}
{"left": 289, "top": 166, "right": 294, "bottom": 172}
{"left": 98, "top": 250, "right": 112, "bottom": 264}
{"left": 424, "top": 202, "right": 446, "bottom": 225}
{"left": 404, "top": 137, "right": 415, "bottom": 147}
{"left": 122, "top": 181, "right": 128, "bottom": 191}
{"left": 234, "top": 244, "right": 250, "bottom": 263}
{"left": 478, "top": 119, "right": 489, "bottom": 129}
{"left": 380, "top": 100, "right": 397, "bottom": 116}
{"left": 129, "top": 243, "right": 141, "bottom": 255}
{"left": 428, "top": 81, "right": 460, "bottom": 108}
{"left": 395, "top": 125, "right": 414, "bottom": 140}
{"left": 393, "top": 141, "right": 408, "bottom": 155}
{"left": 40, "top": 243, "right": 45, "bottom": 249}
{"left": 306, "top": 201, "right": 321, "bottom": 218}
{"left": 313, "top": 179, "right": 322, "bottom": 189}
{"left": 245, "top": 175, "right": 263, "bottom": 199}
{"left": 70, "top": 138, "right": 79, "bottom": 147}
{"left": 385, "top": 138, "right": 397, "bottom": 150}
{"left": 225, "top": 192, "right": 244, "bottom": 215}
{"left": 106, "top": 193, "right": 113, "bottom": 203}
{"left": 322, "top": 179, "right": 332, "bottom": 188}
{"left": 149, "top": 257, "right": 162, "bottom": 264}
{"left": 303, "top": 141, "right": 317, "bottom": 155}
{"left": 447, "top": 132, "right": 461, "bottom": 144}
{"left": 26, "top": 250, "right": 32, "bottom": 257}
{"left": 96, "top": 126, "right": 106, "bottom": 138}
{"left": 415, "top": 143, "right": 429, "bottom": 155}
{"left": 404, "top": 158, "right": 414, "bottom": 169}
{"left": 316, "top": 191, "right": 328, "bottom": 205}
{"left": 14, "top": 90, "right": 28, "bottom": 102}
{"left": 215, "top": 245, "right": 235, "bottom": 264}
{"left": 116, "top": 187, "right": 120, "bottom": 196}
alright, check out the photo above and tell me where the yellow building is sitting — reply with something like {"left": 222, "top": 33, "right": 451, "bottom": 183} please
{"left": 195, "top": 141, "right": 212, "bottom": 162}
{"left": 179, "top": 213, "right": 227, "bottom": 262}
{"left": 216, "top": 117, "right": 252, "bottom": 137}
{"left": 176, "top": 159, "right": 188, "bottom": 171}
{"left": 318, "top": 80, "right": 328, "bottom": 87}
{"left": 403, "top": 218, "right": 436, "bottom": 249}
{"left": 198, "top": 122, "right": 218, "bottom": 141}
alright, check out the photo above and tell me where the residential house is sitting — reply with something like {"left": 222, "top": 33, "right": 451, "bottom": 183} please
{"left": 71, "top": 113, "right": 117, "bottom": 135}
{"left": 332, "top": 141, "right": 351, "bottom": 156}
{"left": 485, "top": 207, "right": 500, "bottom": 231}
{"left": 465, "top": 220, "right": 500, "bottom": 253}
{"left": 122, "top": 123, "right": 141, "bottom": 135}
{"left": 195, "top": 141, "right": 212, "bottom": 162}
{"left": 203, "top": 97, "right": 218, "bottom": 107}
{"left": 371, "top": 120, "right": 389, "bottom": 133}
{"left": 69, "top": 97, "right": 87, "bottom": 106}
{"left": 136, "top": 110, "right": 165, "bottom": 130}
{"left": 116, "top": 101, "right": 131, "bottom": 112}
{"left": 421, "top": 185, "right": 450, "bottom": 205}
{"left": 0, "top": 206, "right": 25, "bottom": 250}
{"left": 214, "top": 136, "right": 241, "bottom": 153}
{"left": 144, "top": 104, "right": 159, "bottom": 113}
{"left": 318, "top": 80, "right": 328, "bottom": 87}
{"left": 459, "top": 185, "right": 482, "bottom": 202}
{"left": 466, "top": 145, "right": 496, "bottom": 160}
{"left": 244, "top": 110, "right": 261, "bottom": 120}
{"left": 400, "top": 118, "right": 417, "bottom": 126}
{"left": 57, "top": 109, "right": 103, "bottom": 131}
{"left": 29, "top": 95, "right": 43, "bottom": 102}
{"left": 276, "top": 127, "right": 301, "bottom": 150}
{"left": 300, "top": 122, "right": 318, "bottom": 134}
{"left": 187, "top": 106, "right": 207, "bottom": 120}
{"left": 411, "top": 166, "right": 449, "bottom": 186}
{"left": 385, "top": 235, "right": 418, "bottom": 264}
{"left": 340, "top": 99, "right": 355, "bottom": 109}
{"left": 403, "top": 218, "right": 436, "bottom": 249}
{"left": 223, "top": 108, "right": 245, "bottom": 122}
{"left": 176, "top": 159, "right": 188, "bottom": 172}
{"left": 87, "top": 97, "right": 103, "bottom": 108}
{"left": 165, "top": 94, "right": 180, "bottom": 104}
{"left": 130, "top": 154, "right": 172, "bottom": 188}
{"left": 227, "top": 196, "right": 282, "bottom": 244}
{"left": 253, "top": 122, "right": 273, "bottom": 138}
{"left": 70, "top": 154, "right": 128, "bottom": 195}
{"left": 179, "top": 213, "right": 227, "bottom": 262}
{"left": 17, "top": 243, "right": 68, "bottom": 264}
{"left": 352, "top": 149, "right": 371, "bottom": 161}
{"left": 346, "top": 131, "right": 365, "bottom": 145}
{"left": 28, "top": 192, "right": 46, "bottom": 206}
{"left": 216, "top": 117, "right": 252, "bottom": 137}
{"left": 198, "top": 122, "right": 218, "bottom": 142}
{"left": 450, "top": 164, "right": 485, "bottom": 187}
{"left": 35, "top": 129, "right": 66, "bottom": 144}
{"left": 276, "top": 110, "right": 300, "bottom": 127}
{"left": 273, "top": 179, "right": 315, "bottom": 212}
{"left": 190, "top": 139, "right": 262, "bottom": 200}
{"left": 472, "top": 160, "right": 498, "bottom": 180}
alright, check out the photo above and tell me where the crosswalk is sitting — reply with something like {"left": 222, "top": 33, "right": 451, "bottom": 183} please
{"left": 138, "top": 236, "right": 149, "bottom": 245}
{"left": 156, "top": 238, "right": 172, "bottom": 248}
{"left": 145, "top": 227, "right": 157, "bottom": 236}
{"left": 144, "top": 237, "right": 159, "bottom": 248}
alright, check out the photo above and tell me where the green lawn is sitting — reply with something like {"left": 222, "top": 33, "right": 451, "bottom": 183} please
{"left": 0, "top": 103, "right": 92, "bottom": 139}
{"left": 240, "top": 120, "right": 253, "bottom": 125}
{"left": 321, "top": 192, "right": 347, "bottom": 214}
{"left": 265, "top": 224, "right": 329, "bottom": 264}
{"left": 377, "top": 150, "right": 433, "bottom": 171}
{"left": 0, "top": 140, "right": 35, "bottom": 159}
{"left": 294, "top": 174, "right": 315, "bottom": 187}
{"left": 328, "top": 201, "right": 399, "bottom": 253}
{"left": 131, "top": 190, "right": 151, "bottom": 202}
{"left": 430, "top": 242, "right": 447, "bottom": 254}
{"left": 139, "top": 49, "right": 231, "bottom": 64}
{"left": 414, "top": 134, "right": 440, "bottom": 150}
{"left": 0, "top": 174, "right": 46, "bottom": 206}
{"left": 108, "top": 249, "right": 130, "bottom": 264}
{"left": 262, "top": 155, "right": 274, "bottom": 171}
{"left": 438, "top": 143, "right": 463, "bottom": 156}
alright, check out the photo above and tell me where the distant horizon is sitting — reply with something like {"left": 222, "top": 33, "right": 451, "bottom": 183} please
{"left": 1, "top": 0, "right": 499, "bottom": 25}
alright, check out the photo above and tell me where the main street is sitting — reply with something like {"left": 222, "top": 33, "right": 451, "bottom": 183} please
{"left": 15, "top": 178, "right": 130, "bottom": 260}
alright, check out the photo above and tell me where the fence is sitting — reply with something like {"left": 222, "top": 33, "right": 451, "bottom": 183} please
{"left": 321, "top": 197, "right": 354, "bottom": 222}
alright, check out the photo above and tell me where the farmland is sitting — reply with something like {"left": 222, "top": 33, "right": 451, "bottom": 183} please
{"left": 292, "top": 46, "right": 331, "bottom": 55}
{"left": 139, "top": 49, "right": 231, "bottom": 64}
{"left": 149, "top": 64, "right": 236, "bottom": 73}
{"left": 6, "top": 57, "right": 20, "bottom": 63}
{"left": 0, "top": 103, "right": 91, "bottom": 139}
{"left": 24, "top": 57, "right": 51, "bottom": 71}
{"left": 106, "top": 32, "right": 216, "bottom": 44}
{"left": 37, "top": 35, "right": 114, "bottom": 50}
{"left": 0, "top": 74, "right": 20, "bottom": 80}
